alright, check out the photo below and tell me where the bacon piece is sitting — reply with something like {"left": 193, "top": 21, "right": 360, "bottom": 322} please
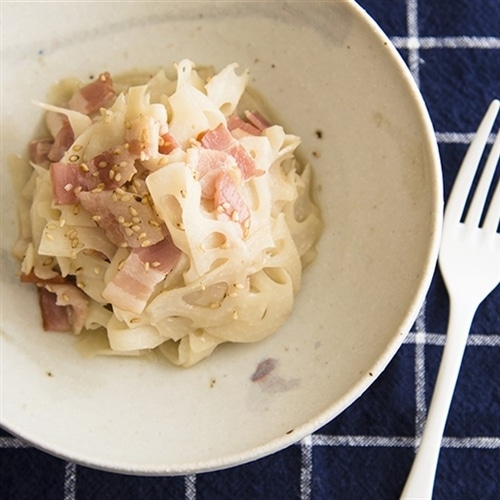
{"left": 68, "top": 72, "right": 115, "bottom": 115}
{"left": 244, "top": 110, "right": 271, "bottom": 131}
{"left": 102, "top": 236, "right": 181, "bottom": 314}
{"left": 90, "top": 145, "right": 137, "bottom": 188}
{"left": 227, "top": 115, "right": 261, "bottom": 137}
{"left": 77, "top": 190, "right": 164, "bottom": 248}
{"left": 30, "top": 138, "right": 53, "bottom": 164}
{"left": 189, "top": 148, "right": 235, "bottom": 198}
{"left": 38, "top": 287, "right": 71, "bottom": 332}
{"left": 46, "top": 113, "right": 75, "bottom": 162}
{"left": 214, "top": 170, "right": 250, "bottom": 236}
{"left": 158, "top": 132, "right": 180, "bottom": 155}
{"left": 200, "top": 123, "right": 256, "bottom": 179}
{"left": 50, "top": 162, "right": 97, "bottom": 205}
{"left": 50, "top": 144, "right": 137, "bottom": 206}
{"left": 20, "top": 271, "right": 66, "bottom": 284}
{"left": 37, "top": 281, "right": 89, "bottom": 334}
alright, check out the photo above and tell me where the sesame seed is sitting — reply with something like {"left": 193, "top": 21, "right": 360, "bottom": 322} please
{"left": 73, "top": 145, "right": 83, "bottom": 152}
{"left": 137, "top": 232, "right": 147, "bottom": 240}
{"left": 234, "top": 283, "right": 244, "bottom": 289}
{"left": 47, "top": 223, "right": 57, "bottom": 230}
{"left": 94, "top": 267, "right": 101, "bottom": 275}
{"left": 79, "top": 163, "right": 90, "bottom": 172}
{"left": 210, "top": 302, "right": 221, "bottom": 309}
{"left": 114, "top": 173, "right": 122, "bottom": 183}
{"left": 73, "top": 186, "right": 82, "bottom": 194}
{"left": 140, "top": 239, "right": 151, "bottom": 247}
{"left": 143, "top": 262, "right": 150, "bottom": 272}
{"left": 69, "top": 154, "right": 80, "bottom": 162}
{"left": 117, "top": 259, "right": 125, "bottom": 271}
{"left": 43, "top": 257, "right": 54, "bottom": 266}
{"left": 180, "top": 189, "right": 187, "bottom": 198}
{"left": 59, "top": 218, "right": 66, "bottom": 227}
{"left": 74, "top": 267, "right": 84, "bottom": 275}
{"left": 131, "top": 224, "right": 141, "bottom": 232}
{"left": 109, "top": 169, "right": 115, "bottom": 180}
{"left": 132, "top": 216, "right": 141, "bottom": 224}
{"left": 148, "top": 219, "right": 160, "bottom": 227}
{"left": 117, "top": 216, "right": 125, "bottom": 224}
{"left": 130, "top": 317, "right": 141, "bottom": 324}
{"left": 231, "top": 211, "right": 240, "bottom": 222}
{"left": 129, "top": 206, "right": 138, "bottom": 216}
{"left": 45, "top": 233, "right": 54, "bottom": 241}
{"left": 64, "top": 183, "right": 74, "bottom": 192}
{"left": 62, "top": 293, "right": 70, "bottom": 302}
{"left": 98, "top": 161, "right": 108, "bottom": 169}
{"left": 92, "top": 215, "right": 102, "bottom": 222}
{"left": 232, "top": 310, "right": 239, "bottom": 320}
{"left": 222, "top": 202, "right": 231, "bottom": 210}
{"left": 151, "top": 261, "right": 161, "bottom": 268}
{"left": 73, "top": 205, "right": 80, "bottom": 215}
{"left": 77, "top": 281, "right": 86, "bottom": 289}
{"left": 124, "top": 227, "right": 134, "bottom": 237}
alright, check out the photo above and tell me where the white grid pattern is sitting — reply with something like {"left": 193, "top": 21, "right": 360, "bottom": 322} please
{"left": 1, "top": 0, "right": 499, "bottom": 498}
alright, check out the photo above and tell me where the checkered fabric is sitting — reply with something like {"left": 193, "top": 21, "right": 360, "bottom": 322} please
{"left": 1, "top": 0, "right": 499, "bottom": 498}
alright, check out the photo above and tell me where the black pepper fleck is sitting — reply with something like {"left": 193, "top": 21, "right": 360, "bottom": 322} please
{"left": 315, "top": 129, "right": 323, "bottom": 139}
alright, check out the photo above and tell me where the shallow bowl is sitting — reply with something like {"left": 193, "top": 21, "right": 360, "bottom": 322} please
{"left": 0, "top": 0, "right": 442, "bottom": 474}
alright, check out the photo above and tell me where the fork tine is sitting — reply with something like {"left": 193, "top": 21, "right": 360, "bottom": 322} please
{"left": 465, "top": 116, "right": 500, "bottom": 226}
{"left": 483, "top": 159, "right": 500, "bottom": 233}
{"left": 446, "top": 100, "right": 500, "bottom": 221}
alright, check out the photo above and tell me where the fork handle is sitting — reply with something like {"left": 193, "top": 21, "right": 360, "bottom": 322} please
{"left": 400, "top": 299, "right": 477, "bottom": 499}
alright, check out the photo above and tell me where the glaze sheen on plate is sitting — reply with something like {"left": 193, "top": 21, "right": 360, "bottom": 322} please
{"left": 0, "top": 1, "right": 442, "bottom": 475}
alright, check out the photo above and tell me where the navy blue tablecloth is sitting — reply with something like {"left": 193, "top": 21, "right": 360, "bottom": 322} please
{"left": 1, "top": 1, "right": 499, "bottom": 498}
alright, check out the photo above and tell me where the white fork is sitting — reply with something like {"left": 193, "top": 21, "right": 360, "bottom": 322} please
{"left": 401, "top": 100, "right": 500, "bottom": 499}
